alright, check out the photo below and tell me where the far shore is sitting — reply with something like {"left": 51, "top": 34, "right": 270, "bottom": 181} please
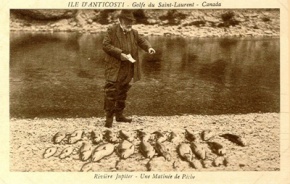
{"left": 10, "top": 9, "right": 280, "bottom": 38}
{"left": 10, "top": 23, "right": 279, "bottom": 38}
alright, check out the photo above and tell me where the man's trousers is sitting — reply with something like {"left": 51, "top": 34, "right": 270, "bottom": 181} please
{"left": 104, "top": 81, "right": 131, "bottom": 114}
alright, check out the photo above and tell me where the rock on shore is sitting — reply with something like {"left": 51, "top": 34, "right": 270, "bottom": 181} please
{"left": 10, "top": 9, "right": 279, "bottom": 37}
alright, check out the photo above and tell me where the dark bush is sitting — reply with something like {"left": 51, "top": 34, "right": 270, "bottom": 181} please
{"left": 220, "top": 11, "right": 240, "bottom": 27}
{"left": 221, "top": 11, "right": 235, "bottom": 22}
{"left": 133, "top": 9, "right": 148, "bottom": 24}
{"left": 98, "top": 10, "right": 116, "bottom": 24}
{"left": 159, "top": 10, "right": 187, "bottom": 25}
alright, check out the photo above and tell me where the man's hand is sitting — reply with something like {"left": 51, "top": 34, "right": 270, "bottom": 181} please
{"left": 120, "top": 53, "right": 129, "bottom": 61}
{"left": 148, "top": 48, "right": 156, "bottom": 54}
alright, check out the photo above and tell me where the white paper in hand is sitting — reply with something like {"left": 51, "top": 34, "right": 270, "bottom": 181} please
{"left": 127, "top": 54, "right": 136, "bottom": 63}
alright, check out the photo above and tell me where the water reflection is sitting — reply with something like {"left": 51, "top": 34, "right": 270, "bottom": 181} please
{"left": 10, "top": 32, "right": 279, "bottom": 118}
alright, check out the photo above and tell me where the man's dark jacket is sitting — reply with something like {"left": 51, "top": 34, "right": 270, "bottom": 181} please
{"left": 103, "top": 24, "right": 152, "bottom": 82}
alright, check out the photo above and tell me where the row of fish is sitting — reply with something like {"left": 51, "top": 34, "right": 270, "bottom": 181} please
{"left": 52, "top": 128, "right": 247, "bottom": 147}
{"left": 44, "top": 129, "right": 137, "bottom": 161}
{"left": 43, "top": 142, "right": 115, "bottom": 161}
{"left": 49, "top": 128, "right": 246, "bottom": 157}
{"left": 52, "top": 129, "right": 134, "bottom": 145}
{"left": 44, "top": 128, "right": 247, "bottom": 170}
{"left": 177, "top": 142, "right": 230, "bottom": 169}
{"left": 52, "top": 130, "right": 84, "bottom": 144}
{"left": 178, "top": 129, "right": 243, "bottom": 169}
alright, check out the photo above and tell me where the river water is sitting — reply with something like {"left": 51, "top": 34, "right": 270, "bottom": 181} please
{"left": 10, "top": 32, "right": 280, "bottom": 118}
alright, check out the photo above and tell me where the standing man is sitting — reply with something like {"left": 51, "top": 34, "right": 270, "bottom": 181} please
{"left": 102, "top": 10, "right": 155, "bottom": 128}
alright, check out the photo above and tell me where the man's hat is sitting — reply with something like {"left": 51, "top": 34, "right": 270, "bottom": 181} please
{"left": 119, "top": 10, "right": 135, "bottom": 21}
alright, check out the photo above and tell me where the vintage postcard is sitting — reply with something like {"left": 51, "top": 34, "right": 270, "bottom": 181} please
{"left": 0, "top": 0, "right": 289, "bottom": 183}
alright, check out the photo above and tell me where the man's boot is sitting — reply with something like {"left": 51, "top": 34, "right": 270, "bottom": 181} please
{"left": 105, "top": 111, "right": 114, "bottom": 128}
{"left": 115, "top": 111, "right": 132, "bottom": 123}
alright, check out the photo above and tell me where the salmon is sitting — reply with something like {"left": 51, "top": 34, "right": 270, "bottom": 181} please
{"left": 121, "top": 148, "right": 135, "bottom": 159}
{"left": 177, "top": 143, "right": 193, "bottom": 162}
{"left": 104, "top": 130, "right": 119, "bottom": 143}
{"left": 220, "top": 133, "right": 247, "bottom": 147}
{"left": 168, "top": 131, "right": 180, "bottom": 143}
{"left": 80, "top": 162, "right": 93, "bottom": 172}
{"left": 117, "top": 140, "right": 135, "bottom": 159}
{"left": 207, "top": 141, "right": 226, "bottom": 156}
{"left": 201, "top": 130, "right": 215, "bottom": 141}
{"left": 185, "top": 129, "right": 199, "bottom": 142}
{"left": 136, "top": 129, "right": 150, "bottom": 142}
{"left": 190, "top": 142, "right": 206, "bottom": 160}
{"left": 79, "top": 142, "right": 93, "bottom": 161}
{"left": 142, "top": 133, "right": 151, "bottom": 142}
{"left": 52, "top": 132, "right": 66, "bottom": 144}
{"left": 117, "top": 140, "right": 133, "bottom": 150}
{"left": 140, "top": 140, "right": 155, "bottom": 159}
{"left": 91, "top": 143, "right": 115, "bottom": 162}
{"left": 68, "top": 130, "right": 84, "bottom": 144}
{"left": 59, "top": 146, "right": 75, "bottom": 159}
{"left": 155, "top": 141, "right": 171, "bottom": 161}
{"left": 91, "top": 130, "right": 103, "bottom": 144}
{"left": 153, "top": 131, "right": 167, "bottom": 143}
{"left": 119, "top": 130, "right": 134, "bottom": 143}
{"left": 43, "top": 147, "right": 58, "bottom": 158}
{"left": 190, "top": 159, "right": 203, "bottom": 169}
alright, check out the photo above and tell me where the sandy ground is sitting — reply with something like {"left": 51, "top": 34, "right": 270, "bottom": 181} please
{"left": 10, "top": 113, "right": 279, "bottom": 172}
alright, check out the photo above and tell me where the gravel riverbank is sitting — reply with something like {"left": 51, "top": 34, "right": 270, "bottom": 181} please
{"left": 10, "top": 113, "right": 279, "bottom": 172}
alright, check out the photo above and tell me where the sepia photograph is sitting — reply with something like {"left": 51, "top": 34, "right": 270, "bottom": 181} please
{"left": 8, "top": 8, "right": 282, "bottom": 173}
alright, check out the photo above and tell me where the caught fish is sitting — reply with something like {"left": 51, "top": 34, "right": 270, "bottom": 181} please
{"left": 190, "top": 142, "right": 206, "bottom": 160}
{"left": 68, "top": 130, "right": 84, "bottom": 144}
{"left": 185, "top": 129, "right": 199, "bottom": 142}
{"left": 207, "top": 141, "right": 226, "bottom": 156}
{"left": 91, "top": 143, "right": 115, "bottom": 162}
{"left": 177, "top": 143, "right": 193, "bottom": 162}
{"left": 43, "top": 147, "right": 58, "bottom": 158}
{"left": 80, "top": 162, "right": 93, "bottom": 172}
{"left": 119, "top": 130, "right": 134, "bottom": 143}
{"left": 104, "top": 130, "right": 119, "bottom": 143}
{"left": 52, "top": 131, "right": 66, "bottom": 144}
{"left": 201, "top": 130, "right": 215, "bottom": 141}
{"left": 80, "top": 141, "right": 92, "bottom": 152}
{"left": 168, "top": 131, "right": 180, "bottom": 143}
{"left": 220, "top": 133, "right": 247, "bottom": 146}
{"left": 190, "top": 159, "right": 203, "bottom": 169}
{"left": 155, "top": 140, "right": 171, "bottom": 161}
{"left": 137, "top": 130, "right": 150, "bottom": 142}
{"left": 59, "top": 146, "right": 75, "bottom": 159}
{"left": 91, "top": 130, "right": 103, "bottom": 144}
{"left": 120, "top": 147, "right": 135, "bottom": 159}
{"left": 116, "top": 140, "right": 135, "bottom": 159}
{"left": 79, "top": 142, "right": 93, "bottom": 161}
{"left": 140, "top": 140, "right": 156, "bottom": 159}
{"left": 153, "top": 131, "right": 167, "bottom": 143}
{"left": 142, "top": 134, "right": 151, "bottom": 142}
